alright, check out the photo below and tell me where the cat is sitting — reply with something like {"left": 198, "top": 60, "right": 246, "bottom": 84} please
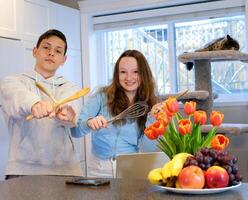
{"left": 186, "top": 35, "right": 240, "bottom": 70}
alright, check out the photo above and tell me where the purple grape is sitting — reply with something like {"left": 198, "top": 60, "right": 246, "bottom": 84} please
{"left": 229, "top": 173, "right": 235, "bottom": 182}
{"left": 206, "top": 164, "right": 212, "bottom": 169}
{"left": 200, "top": 147, "right": 209, "bottom": 155}
{"left": 223, "top": 165, "right": 232, "bottom": 174}
{"left": 231, "top": 180, "right": 239, "bottom": 186}
{"left": 232, "top": 156, "right": 238, "bottom": 164}
{"left": 199, "top": 163, "right": 206, "bottom": 170}
{"left": 232, "top": 165, "right": 238, "bottom": 174}
{"left": 209, "top": 149, "right": 218, "bottom": 160}
{"left": 189, "top": 159, "right": 199, "bottom": 166}
{"left": 195, "top": 154, "right": 204, "bottom": 163}
{"left": 235, "top": 172, "right": 242, "bottom": 181}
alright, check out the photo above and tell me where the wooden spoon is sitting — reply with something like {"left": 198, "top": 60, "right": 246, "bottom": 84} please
{"left": 35, "top": 82, "right": 58, "bottom": 104}
{"left": 26, "top": 85, "right": 90, "bottom": 120}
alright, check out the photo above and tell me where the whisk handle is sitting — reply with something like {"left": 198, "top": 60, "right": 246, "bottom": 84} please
{"left": 107, "top": 117, "right": 119, "bottom": 124}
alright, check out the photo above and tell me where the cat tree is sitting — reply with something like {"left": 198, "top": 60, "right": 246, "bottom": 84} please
{"left": 178, "top": 50, "right": 248, "bottom": 134}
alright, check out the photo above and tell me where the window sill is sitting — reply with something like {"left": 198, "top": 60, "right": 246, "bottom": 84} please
{"left": 214, "top": 94, "right": 248, "bottom": 107}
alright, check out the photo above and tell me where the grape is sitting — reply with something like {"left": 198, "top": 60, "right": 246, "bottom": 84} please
{"left": 218, "top": 151, "right": 225, "bottom": 157}
{"left": 195, "top": 153, "right": 204, "bottom": 163}
{"left": 227, "top": 159, "right": 234, "bottom": 166}
{"left": 231, "top": 180, "right": 240, "bottom": 186}
{"left": 205, "top": 164, "right": 211, "bottom": 169}
{"left": 183, "top": 156, "right": 198, "bottom": 168}
{"left": 200, "top": 147, "right": 209, "bottom": 155}
{"left": 235, "top": 172, "right": 242, "bottom": 182}
{"left": 232, "top": 165, "right": 238, "bottom": 174}
{"left": 183, "top": 160, "right": 190, "bottom": 167}
{"left": 209, "top": 149, "right": 218, "bottom": 160}
{"left": 192, "top": 147, "right": 241, "bottom": 186}
{"left": 223, "top": 165, "right": 232, "bottom": 174}
{"left": 232, "top": 156, "right": 238, "bottom": 164}
{"left": 189, "top": 159, "right": 198, "bottom": 166}
{"left": 229, "top": 173, "right": 235, "bottom": 182}
{"left": 199, "top": 163, "right": 206, "bottom": 170}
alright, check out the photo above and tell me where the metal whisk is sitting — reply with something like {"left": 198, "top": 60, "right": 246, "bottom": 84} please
{"left": 107, "top": 101, "right": 149, "bottom": 123}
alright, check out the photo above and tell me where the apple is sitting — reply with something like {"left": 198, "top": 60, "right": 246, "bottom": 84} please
{"left": 177, "top": 166, "right": 205, "bottom": 189}
{"left": 205, "top": 166, "right": 229, "bottom": 188}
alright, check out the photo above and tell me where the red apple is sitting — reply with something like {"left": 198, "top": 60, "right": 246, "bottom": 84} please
{"left": 205, "top": 166, "right": 229, "bottom": 188}
{"left": 177, "top": 166, "right": 205, "bottom": 189}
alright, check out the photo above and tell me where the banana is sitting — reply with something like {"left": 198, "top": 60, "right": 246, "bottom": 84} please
{"left": 161, "top": 160, "right": 173, "bottom": 180}
{"left": 147, "top": 168, "right": 163, "bottom": 184}
{"left": 170, "top": 152, "right": 192, "bottom": 176}
{"left": 148, "top": 152, "right": 193, "bottom": 186}
{"left": 175, "top": 179, "right": 181, "bottom": 188}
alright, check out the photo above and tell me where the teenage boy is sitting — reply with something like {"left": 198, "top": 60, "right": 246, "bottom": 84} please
{"left": 0, "top": 29, "right": 83, "bottom": 179}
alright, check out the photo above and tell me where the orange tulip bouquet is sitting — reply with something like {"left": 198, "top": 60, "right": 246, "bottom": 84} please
{"left": 145, "top": 97, "right": 242, "bottom": 189}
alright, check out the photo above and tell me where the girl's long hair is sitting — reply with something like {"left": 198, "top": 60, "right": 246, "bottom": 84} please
{"left": 102, "top": 50, "right": 157, "bottom": 136}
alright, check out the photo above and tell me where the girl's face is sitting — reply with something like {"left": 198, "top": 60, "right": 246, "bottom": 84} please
{"left": 118, "top": 56, "right": 140, "bottom": 100}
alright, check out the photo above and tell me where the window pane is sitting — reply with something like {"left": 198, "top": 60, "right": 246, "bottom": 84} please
{"left": 104, "top": 25, "right": 170, "bottom": 94}
{"left": 175, "top": 16, "right": 247, "bottom": 95}
{"left": 103, "top": 15, "right": 247, "bottom": 99}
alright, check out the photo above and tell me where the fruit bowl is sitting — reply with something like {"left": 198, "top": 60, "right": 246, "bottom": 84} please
{"left": 157, "top": 182, "right": 241, "bottom": 194}
{"left": 148, "top": 148, "right": 242, "bottom": 191}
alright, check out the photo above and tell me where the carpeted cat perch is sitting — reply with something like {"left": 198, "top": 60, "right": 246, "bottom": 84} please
{"left": 178, "top": 50, "right": 248, "bottom": 135}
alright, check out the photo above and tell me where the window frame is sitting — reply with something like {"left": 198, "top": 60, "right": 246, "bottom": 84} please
{"left": 79, "top": 0, "right": 248, "bottom": 106}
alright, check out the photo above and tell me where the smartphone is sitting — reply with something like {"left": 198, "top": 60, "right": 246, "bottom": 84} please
{"left": 65, "top": 178, "right": 110, "bottom": 186}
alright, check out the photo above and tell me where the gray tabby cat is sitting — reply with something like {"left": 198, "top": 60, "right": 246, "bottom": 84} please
{"left": 186, "top": 35, "right": 240, "bottom": 70}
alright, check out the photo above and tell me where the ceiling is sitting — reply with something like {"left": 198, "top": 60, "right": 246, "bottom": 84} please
{"left": 49, "top": 0, "right": 81, "bottom": 10}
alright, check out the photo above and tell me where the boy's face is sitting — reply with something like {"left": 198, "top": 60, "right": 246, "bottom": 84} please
{"left": 33, "top": 36, "right": 67, "bottom": 78}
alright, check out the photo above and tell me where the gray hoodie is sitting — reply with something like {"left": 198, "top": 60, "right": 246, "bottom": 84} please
{"left": 0, "top": 70, "right": 83, "bottom": 176}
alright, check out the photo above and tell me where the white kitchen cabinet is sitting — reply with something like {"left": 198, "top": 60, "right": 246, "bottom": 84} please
{"left": 0, "top": 0, "right": 22, "bottom": 39}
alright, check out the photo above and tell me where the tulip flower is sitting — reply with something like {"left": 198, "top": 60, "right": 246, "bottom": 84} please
{"left": 184, "top": 101, "right": 196, "bottom": 116}
{"left": 144, "top": 128, "right": 158, "bottom": 140}
{"left": 164, "top": 97, "right": 179, "bottom": 114}
{"left": 162, "top": 104, "right": 174, "bottom": 118}
{"left": 210, "top": 111, "right": 224, "bottom": 127}
{"left": 211, "top": 134, "right": 229, "bottom": 151}
{"left": 145, "top": 95, "right": 230, "bottom": 159}
{"left": 144, "top": 120, "right": 165, "bottom": 140}
{"left": 178, "top": 119, "right": 192, "bottom": 135}
{"left": 155, "top": 111, "right": 170, "bottom": 126}
{"left": 194, "top": 110, "right": 207, "bottom": 125}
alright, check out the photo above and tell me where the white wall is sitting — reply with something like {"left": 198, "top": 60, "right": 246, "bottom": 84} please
{"left": 0, "top": 0, "right": 84, "bottom": 180}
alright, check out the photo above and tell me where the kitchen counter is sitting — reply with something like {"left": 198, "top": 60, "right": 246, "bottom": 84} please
{"left": 0, "top": 176, "right": 247, "bottom": 200}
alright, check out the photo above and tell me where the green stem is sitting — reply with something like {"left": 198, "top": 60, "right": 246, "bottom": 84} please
{"left": 183, "top": 135, "right": 186, "bottom": 152}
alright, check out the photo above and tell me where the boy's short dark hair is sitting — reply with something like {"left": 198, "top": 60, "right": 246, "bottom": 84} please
{"left": 36, "top": 29, "right": 67, "bottom": 55}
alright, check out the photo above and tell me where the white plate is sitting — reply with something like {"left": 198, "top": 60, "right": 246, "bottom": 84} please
{"left": 157, "top": 182, "right": 241, "bottom": 194}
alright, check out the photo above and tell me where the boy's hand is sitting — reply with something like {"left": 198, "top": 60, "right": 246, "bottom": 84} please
{"left": 31, "top": 101, "right": 54, "bottom": 119}
{"left": 87, "top": 116, "right": 108, "bottom": 130}
{"left": 55, "top": 104, "right": 76, "bottom": 123}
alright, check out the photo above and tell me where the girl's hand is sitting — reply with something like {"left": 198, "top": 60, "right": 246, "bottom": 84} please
{"left": 150, "top": 102, "right": 163, "bottom": 117}
{"left": 87, "top": 115, "right": 108, "bottom": 130}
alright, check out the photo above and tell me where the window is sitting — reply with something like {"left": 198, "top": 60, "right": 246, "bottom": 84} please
{"left": 103, "top": 14, "right": 247, "bottom": 102}
{"left": 175, "top": 16, "right": 246, "bottom": 95}
{"left": 104, "top": 25, "right": 169, "bottom": 94}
